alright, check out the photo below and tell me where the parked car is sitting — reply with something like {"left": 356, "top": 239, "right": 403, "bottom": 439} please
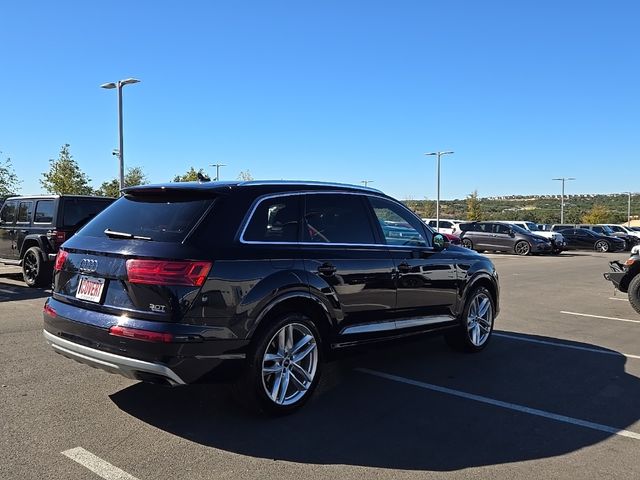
{"left": 422, "top": 218, "right": 465, "bottom": 235}
{"left": 457, "top": 221, "right": 552, "bottom": 256}
{"left": 577, "top": 224, "right": 638, "bottom": 251}
{"left": 604, "top": 251, "right": 640, "bottom": 314}
{"left": 601, "top": 224, "right": 640, "bottom": 241}
{"left": 556, "top": 228, "right": 626, "bottom": 253}
{"left": 0, "top": 195, "right": 114, "bottom": 287}
{"left": 499, "top": 220, "right": 566, "bottom": 254}
{"left": 43, "top": 180, "right": 499, "bottom": 414}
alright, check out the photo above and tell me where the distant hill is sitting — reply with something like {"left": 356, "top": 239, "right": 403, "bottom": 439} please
{"left": 402, "top": 193, "right": 637, "bottom": 224}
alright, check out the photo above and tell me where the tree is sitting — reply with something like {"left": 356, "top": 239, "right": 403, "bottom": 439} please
{"left": 466, "top": 190, "right": 483, "bottom": 221}
{"left": 97, "top": 166, "right": 149, "bottom": 197}
{"left": 237, "top": 170, "right": 254, "bottom": 181}
{"left": 172, "top": 167, "right": 207, "bottom": 182}
{"left": 0, "top": 155, "right": 21, "bottom": 196}
{"left": 40, "top": 144, "right": 93, "bottom": 195}
{"left": 581, "top": 205, "right": 612, "bottom": 224}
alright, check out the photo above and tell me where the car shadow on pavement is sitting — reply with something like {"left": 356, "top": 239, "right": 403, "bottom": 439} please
{"left": 0, "top": 280, "right": 50, "bottom": 302}
{"left": 110, "top": 331, "right": 640, "bottom": 471}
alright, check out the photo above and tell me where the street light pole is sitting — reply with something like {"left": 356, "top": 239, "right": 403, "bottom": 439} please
{"left": 552, "top": 177, "right": 576, "bottom": 224}
{"left": 627, "top": 192, "right": 632, "bottom": 227}
{"left": 361, "top": 180, "right": 374, "bottom": 187}
{"left": 210, "top": 163, "right": 226, "bottom": 181}
{"left": 100, "top": 78, "right": 140, "bottom": 194}
{"left": 425, "top": 151, "right": 454, "bottom": 232}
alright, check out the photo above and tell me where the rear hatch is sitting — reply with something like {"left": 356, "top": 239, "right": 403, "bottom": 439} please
{"left": 52, "top": 189, "right": 217, "bottom": 322}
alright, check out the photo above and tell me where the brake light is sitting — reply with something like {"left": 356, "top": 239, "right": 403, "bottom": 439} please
{"left": 43, "top": 303, "right": 57, "bottom": 318}
{"left": 109, "top": 325, "right": 173, "bottom": 343}
{"left": 48, "top": 230, "right": 67, "bottom": 245}
{"left": 125, "top": 259, "right": 212, "bottom": 286}
{"left": 54, "top": 250, "right": 69, "bottom": 271}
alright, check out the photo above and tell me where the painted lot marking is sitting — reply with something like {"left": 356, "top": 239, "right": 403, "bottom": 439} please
{"left": 357, "top": 368, "right": 640, "bottom": 440}
{"left": 62, "top": 447, "right": 140, "bottom": 480}
{"left": 494, "top": 332, "right": 640, "bottom": 360}
{"left": 609, "top": 297, "right": 628, "bottom": 302}
{"left": 561, "top": 311, "right": 640, "bottom": 324}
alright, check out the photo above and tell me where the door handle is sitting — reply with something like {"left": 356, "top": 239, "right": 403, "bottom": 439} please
{"left": 397, "top": 262, "right": 411, "bottom": 274}
{"left": 317, "top": 263, "right": 337, "bottom": 275}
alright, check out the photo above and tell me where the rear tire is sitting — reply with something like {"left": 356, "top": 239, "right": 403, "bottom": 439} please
{"left": 461, "top": 238, "right": 473, "bottom": 249}
{"left": 628, "top": 275, "right": 640, "bottom": 315}
{"left": 514, "top": 241, "right": 531, "bottom": 256}
{"left": 234, "top": 312, "right": 322, "bottom": 415}
{"left": 22, "top": 247, "right": 51, "bottom": 288}
{"left": 445, "top": 286, "right": 495, "bottom": 353}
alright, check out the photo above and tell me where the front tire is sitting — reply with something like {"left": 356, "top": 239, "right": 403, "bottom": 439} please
{"left": 22, "top": 247, "right": 51, "bottom": 288}
{"left": 628, "top": 275, "right": 640, "bottom": 315}
{"left": 236, "top": 313, "right": 322, "bottom": 414}
{"left": 595, "top": 240, "right": 610, "bottom": 253}
{"left": 514, "top": 241, "right": 531, "bottom": 256}
{"left": 445, "top": 286, "right": 495, "bottom": 352}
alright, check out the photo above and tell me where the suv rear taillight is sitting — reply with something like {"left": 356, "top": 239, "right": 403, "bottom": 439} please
{"left": 54, "top": 250, "right": 69, "bottom": 271}
{"left": 125, "top": 259, "right": 212, "bottom": 287}
{"left": 47, "top": 230, "right": 68, "bottom": 246}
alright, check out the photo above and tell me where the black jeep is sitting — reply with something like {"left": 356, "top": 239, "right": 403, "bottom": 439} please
{"left": 0, "top": 195, "right": 114, "bottom": 287}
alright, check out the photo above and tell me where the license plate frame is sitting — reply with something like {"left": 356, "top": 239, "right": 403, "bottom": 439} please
{"left": 76, "top": 275, "right": 106, "bottom": 303}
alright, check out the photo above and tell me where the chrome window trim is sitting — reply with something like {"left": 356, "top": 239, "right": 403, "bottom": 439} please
{"left": 238, "top": 190, "right": 434, "bottom": 249}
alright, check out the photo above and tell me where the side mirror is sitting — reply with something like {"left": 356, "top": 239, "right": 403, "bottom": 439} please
{"left": 509, "top": 229, "right": 515, "bottom": 237}
{"left": 433, "top": 233, "right": 448, "bottom": 251}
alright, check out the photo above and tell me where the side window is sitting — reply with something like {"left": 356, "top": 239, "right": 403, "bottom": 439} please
{"left": 243, "top": 195, "right": 301, "bottom": 243}
{"left": 368, "top": 196, "right": 428, "bottom": 247}
{"left": 34, "top": 200, "right": 55, "bottom": 223}
{"left": 477, "top": 223, "right": 492, "bottom": 233}
{"left": 304, "top": 194, "right": 376, "bottom": 244}
{"left": 494, "top": 224, "right": 511, "bottom": 235}
{"left": 17, "top": 201, "right": 33, "bottom": 223}
{"left": 440, "top": 221, "right": 452, "bottom": 228}
{"left": 428, "top": 220, "right": 437, "bottom": 227}
{"left": 0, "top": 201, "right": 17, "bottom": 224}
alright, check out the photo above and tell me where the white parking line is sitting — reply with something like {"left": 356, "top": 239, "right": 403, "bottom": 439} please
{"left": 561, "top": 311, "right": 640, "bottom": 324}
{"left": 62, "top": 447, "right": 139, "bottom": 480}
{"left": 609, "top": 297, "right": 628, "bottom": 302}
{"left": 357, "top": 368, "right": 640, "bottom": 440}
{"left": 494, "top": 332, "right": 640, "bottom": 360}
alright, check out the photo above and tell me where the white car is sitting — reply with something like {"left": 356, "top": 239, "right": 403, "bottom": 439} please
{"left": 499, "top": 221, "right": 566, "bottom": 254}
{"left": 422, "top": 218, "right": 465, "bottom": 235}
{"left": 602, "top": 224, "right": 640, "bottom": 239}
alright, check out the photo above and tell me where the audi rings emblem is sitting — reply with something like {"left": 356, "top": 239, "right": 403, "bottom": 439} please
{"left": 79, "top": 258, "right": 99, "bottom": 273}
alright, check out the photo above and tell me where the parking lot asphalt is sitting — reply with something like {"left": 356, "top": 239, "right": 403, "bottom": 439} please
{"left": 1, "top": 252, "right": 640, "bottom": 480}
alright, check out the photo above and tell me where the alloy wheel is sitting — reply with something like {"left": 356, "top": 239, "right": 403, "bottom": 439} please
{"left": 261, "top": 323, "right": 319, "bottom": 406}
{"left": 596, "top": 241, "right": 609, "bottom": 253}
{"left": 466, "top": 292, "right": 493, "bottom": 347}
{"left": 515, "top": 242, "right": 530, "bottom": 256}
{"left": 23, "top": 251, "right": 38, "bottom": 284}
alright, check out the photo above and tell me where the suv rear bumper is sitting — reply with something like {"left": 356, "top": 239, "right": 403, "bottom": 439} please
{"left": 44, "top": 329, "right": 186, "bottom": 385}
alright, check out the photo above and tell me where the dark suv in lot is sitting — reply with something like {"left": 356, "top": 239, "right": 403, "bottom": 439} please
{"left": 458, "top": 221, "right": 552, "bottom": 256}
{"left": 43, "top": 181, "right": 499, "bottom": 413}
{"left": 0, "top": 195, "right": 114, "bottom": 286}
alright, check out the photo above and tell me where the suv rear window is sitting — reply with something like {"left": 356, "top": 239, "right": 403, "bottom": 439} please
{"left": 304, "top": 194, "right": 375, "bottom": 244}
{"left": 34, "top": 200, "right": 54, "bottom": 223}
{"left": 77, "top": 195, "right": 212, "bottom": 243}
{"left": 62, "top": 198, "right": 114, "bottom": 229}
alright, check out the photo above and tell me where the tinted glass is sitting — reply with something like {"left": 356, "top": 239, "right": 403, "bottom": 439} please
{"left": 78, "top": 195, "right": 211, "bottom": 242}
{"left": 244, "top": 195, "right": 300, "bottom": 242}
{"left": 525, "top": 222, "right": 540, "bottom": 231}
{"left": 304, "top": 194, "right": 375, "bottom": 244}
{"left": 510, "top": 224, "right": 530, "bottom": 235}
{"left": 0, "top": 201, "right": 17, "bottom": 224}
{"left": 62, "top": 198, "right": 114, "bottom": 229}
{"left": 476, "top": 223, "right": 492, "bottom": 233}
{"left": 17, "top": 201, "right": 33, "bottom": 223}
{"left": 458, "top": 223, "right": 476, "bottom": 232}
{"left": 369, "top": 196, "right": 427, "bottom": 247}
{"left": 34, "top": 200, "right": 54, "bottom": 223}
{"left": 494, "top": 224, "right": 511, "bottom": 234}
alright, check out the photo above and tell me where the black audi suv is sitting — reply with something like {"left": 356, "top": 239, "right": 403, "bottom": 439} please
{"left": 43, "top": 181, "right": 499, "bottom": 413}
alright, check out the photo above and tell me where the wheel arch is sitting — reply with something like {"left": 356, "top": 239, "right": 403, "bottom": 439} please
{"left": 460, "top": 272, "right": 499, "bottom": 318}
{"left": 19, "top": 236, "right": 50, "bottom": 260}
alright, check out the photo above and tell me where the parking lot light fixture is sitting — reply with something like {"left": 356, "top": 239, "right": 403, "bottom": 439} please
{"left": 552, "top": 177, "right": 576, "bottom": 223}
{"left": 101, "top": 78, "right": 141, "bottom": 194}
{"left": 361, "top": 180, "right": 374, "bottom": 187}
{"left": 210, "top": 163, "right": 226, "bottom": 181}
{"left": 425, "top": 151, "right": 454, "bottom": 232}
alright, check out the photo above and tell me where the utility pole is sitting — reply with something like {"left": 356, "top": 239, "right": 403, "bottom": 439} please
{"left": 100, "top": 78, "right": 141, "bottom": 194}
{"left": 361, "top": 180, "right": 374, "bottom": 187}
{"left": 210, "top": 163, "right": 226, "bottom": 181}
{"left": 552, "top": 177, "right": 576, "bottom": 223}
{"left": 425, "top": 151, "right": 454, "bottom": 232}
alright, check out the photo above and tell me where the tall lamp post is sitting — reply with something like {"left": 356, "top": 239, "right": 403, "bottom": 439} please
{"left": 424, "top": 151, "right": 454, "bottom": 232}
{"left": 626, "top": 192, "right": 632, "bottom": 227}
{"left": 361, "top": 180, "right": 374, "bottom": 187}
{"left": 100, "top": 78, "right": 141, "bottom": 193}
{"left": 210, "top": 163, "right": 226, "bottom": 181}
{"left": 552, "top": 177, "right": 575, "bottom": 223}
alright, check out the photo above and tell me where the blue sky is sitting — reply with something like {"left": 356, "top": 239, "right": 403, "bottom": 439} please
{"left": 1, "top": 1, "right": 638, "bottom": 200}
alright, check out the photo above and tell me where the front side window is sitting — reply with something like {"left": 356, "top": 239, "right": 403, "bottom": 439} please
{"left": 34, "top": 200, "right": 54, "bottom": 223}
{"left": 368, "top": 197, "right": 428, "bottom": 247}
{"left": 494, "top": 224, "right": 511, "bottom": 235}
{"left": 244, "top": 195, "right": 301, "bottom": 243}
{"left": 0, "top": 201, "right": 17, "bottom": 224}
{"left": 304, "top": 194, "right": 375, "bottom": 244}
{"left": 17, "top": 201, "right": 33, "bottom": 223}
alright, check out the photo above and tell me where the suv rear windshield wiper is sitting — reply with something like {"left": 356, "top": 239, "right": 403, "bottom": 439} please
{"left": 104, "top": 228, "right": 153, "bottom": 241}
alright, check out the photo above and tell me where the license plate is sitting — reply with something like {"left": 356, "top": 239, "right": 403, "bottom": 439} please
{"left": 76, "top": 275, "right": 105, "bottom": 303}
